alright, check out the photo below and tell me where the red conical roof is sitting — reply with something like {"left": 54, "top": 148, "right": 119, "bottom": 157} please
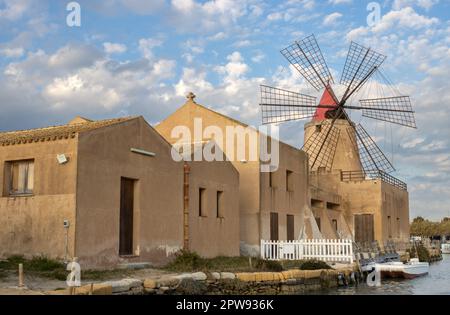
{"left": 313, "top": 87, "right": 339, "bottom": 121}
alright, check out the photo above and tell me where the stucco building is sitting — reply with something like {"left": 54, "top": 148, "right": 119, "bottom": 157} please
{"left": 304, "top": 113, "right": 410, "bottom": 245}
{"left": 156, "top": 94, "right": 313, "bottom": 256}
{"left": 0, "top": 115, "right": 239, "bottom": 268}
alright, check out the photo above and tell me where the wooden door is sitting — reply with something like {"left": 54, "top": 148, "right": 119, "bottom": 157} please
{"left": 355, "top": 214, "right": 374, "bottom": 243}
{"left": 120, "top": 178, "right": 134, "bottom": 256}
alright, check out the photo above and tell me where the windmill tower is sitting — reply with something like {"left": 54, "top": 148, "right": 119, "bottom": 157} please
{"left": 260, "top": 34, "right": 416, "bottom": 175}
{"left": 260, "top": 34, "right": 416, "bottom": 243}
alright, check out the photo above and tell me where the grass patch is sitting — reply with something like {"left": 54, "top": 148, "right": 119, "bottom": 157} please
{"left": 0, "top": 255, "right": 67, "bottom": 280}
{"left": 81, "top": 269, "right": 130, "bottom": 281}
{"left": 0, "top": 255, "right": 128, "bottom": 282}
{"left": 162, "top": 251, "right": 332, "bottom": 273}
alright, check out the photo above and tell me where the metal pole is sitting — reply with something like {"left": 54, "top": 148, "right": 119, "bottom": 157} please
{"left": 18, "top": 263, "right": 24, "bottom": 287}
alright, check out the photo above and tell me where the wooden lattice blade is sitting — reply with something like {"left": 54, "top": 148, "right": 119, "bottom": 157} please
{"left": 359, "top": 96, "right": 417, "bottom": 128}
{"left": 260, "top": 85, "right": 317, "bottom": 124}
{"left": 303, "top": 122, "right": 340, "bottom": 171}
{"left": 281, "top": 34, "right": 334, "bottom": 92}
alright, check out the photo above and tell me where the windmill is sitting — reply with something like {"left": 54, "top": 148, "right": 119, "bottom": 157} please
{"left": 260, "top": 34, "right": 416, "bottom": 174}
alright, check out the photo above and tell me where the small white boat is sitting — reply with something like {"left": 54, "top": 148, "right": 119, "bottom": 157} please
{"left": 442, "top": 243, "right": 450, "bottom": 254}
{"left": 362, "top": 258, "right": 429, "bottom": 279}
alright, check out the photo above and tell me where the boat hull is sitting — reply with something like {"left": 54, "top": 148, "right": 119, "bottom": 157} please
{"left": 381, "top": 270, "right": 428, "bottom": 279}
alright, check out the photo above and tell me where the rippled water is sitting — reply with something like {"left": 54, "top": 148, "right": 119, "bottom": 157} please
{"left": 321, "top": 254, "right": 450, "bottom": 295}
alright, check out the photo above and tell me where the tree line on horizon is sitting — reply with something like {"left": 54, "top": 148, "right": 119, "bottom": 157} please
{"left": 410, "top": 217, "right": 450, "bottom": 237}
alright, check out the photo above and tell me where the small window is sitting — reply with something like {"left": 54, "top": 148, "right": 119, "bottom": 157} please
{"left": 286, "top": 170, "right": 294, "bottom": 192}
{"left": 315, "top": 217, "right": 321, "bottom": 232}
{"left": 7, "top": 160, "right": 34, "bottom": 196}
{"left": 270, "top": 212, "right": 279, "bottom": 241}
{"left": 388, "top": 216, "right": 392, "bottom": 238}
{"left": 269, "top": 172, "right": 273, "bottom": 188}
{"left": 199, "top": 188, "right": 207, "bottom": 217}
{"left": 287, "top": 215, "right": 295, "bottom": 241}
{"left": 216, "top": 191, "right": 224, "bottom": 218}
{"left": 332, "top": 219, "right": 338, "bottom": 232}
{"left": 397, "top": 218, "right": 400, "bottom": 238}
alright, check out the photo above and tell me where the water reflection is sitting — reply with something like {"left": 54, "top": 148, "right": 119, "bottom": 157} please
{"left": 320, "top": 254, "right": 450, "bottom": 295}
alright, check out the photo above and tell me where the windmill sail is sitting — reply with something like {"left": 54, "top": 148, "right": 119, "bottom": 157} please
{"left": 359, "top": 96, "right": 416, "bottom": 128}
{"left": 303, "top": 122, "right": 340, "bottom": 171}
{"left": 281, "top": 34, "right": 334, "bottom": 91}
{"left": 260, "top": 85, "right": 317, "bottom": 124}
{"left": 354, "top": 124, "right": 395, "bottom": 173}
{"left": 340, "top": 42, "right": 386, "bottom": 101}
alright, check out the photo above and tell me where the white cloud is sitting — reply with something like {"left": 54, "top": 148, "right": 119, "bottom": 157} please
{"left": 169, "top": 0, "right": 251, "bottom": 33}
{"left": 323, "top": 12, "right": 343, "bottom": 26}
{"left": 138, "top": 38, "right": 163, "bottom": 59}
{"left": 328, "top": 0, "right": 352, "bottom": 4}
{"left": 251, "top": 51, "right": 265, "bottom": 63}
{"left": 402, "top": 137, "right": 425, "bottom": 149}
{"left": 0, "top": 0, "right": 31, "bottom": 21}
{"left": 392, "top": 0, "right": 440, "bottom": 10}
{"left": 103, "top": 42, "right": 127, "bottom": 54}
{"left": 0, "top": 47, "right": 24, "bottom": 58}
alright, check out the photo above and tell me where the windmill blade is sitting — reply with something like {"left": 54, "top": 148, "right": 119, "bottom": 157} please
{"left": 260, "top": 85, "right": 318, "bottom": 124}
{"left": 359, "top": 96, "right": 416, "bottom": 128}
{"left": 281, "top": 34, "right": 334, "bottom": 91}
{"left": 354, "top": 124, "right": 395, "bottom": 173}
{"left": 340, "top": 42, "right": 386, "bottom": 101}
{"left": 303, "top": 122, "right": 340, "bottom": 171}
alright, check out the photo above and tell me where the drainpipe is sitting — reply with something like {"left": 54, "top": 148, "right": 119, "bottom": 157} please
{"left": 183, "top": 163, "right": 190, "bottom": 251}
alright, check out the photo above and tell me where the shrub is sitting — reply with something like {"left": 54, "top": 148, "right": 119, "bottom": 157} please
{"left": 298, "top": 259, "right": 332, "bottom": 270}
{"left": 254, "top": 259, "right": 283, "bottom": 272}
{"left": 165, "top": 250, "right": 208, "bottom": 272}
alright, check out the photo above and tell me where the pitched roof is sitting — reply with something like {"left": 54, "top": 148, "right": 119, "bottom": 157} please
{"left": 0, "top": 117, "right": 137, "bottom": 146}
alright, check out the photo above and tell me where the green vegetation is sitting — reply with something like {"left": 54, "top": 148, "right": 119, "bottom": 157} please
{"left": 298, "top": 259, "right": 333, "bottom": 270}
{"left": 0, "top": 255, "right": 67, "bottom": 280}
{"left": 410, "top": 217, "right": 450, "bottom": 237}
{"left": 407, "top": 244, "right": 431, "bottom": 262}
{"left": 163, "top": 250, "right": 332, "bottom": 273}
{"left": 0, "top": 255, "right": 129, "bottom": 281}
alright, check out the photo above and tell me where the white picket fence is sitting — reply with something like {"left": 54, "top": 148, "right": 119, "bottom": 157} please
{"left": 260, "top": 239, "right": 354, "bottom": 263}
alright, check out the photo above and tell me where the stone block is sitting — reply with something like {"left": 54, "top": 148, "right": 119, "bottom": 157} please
{"left": 211, "top": 272, "right": 221, "bottom": 280}
{"left": 191, "top": 272, "right": 207, "bottom": 281}
{"left": 220, "top": 272, "right": 236, "bottom": 280}
{"left": 143, "top": 279, "right": 157, "bottom": 289}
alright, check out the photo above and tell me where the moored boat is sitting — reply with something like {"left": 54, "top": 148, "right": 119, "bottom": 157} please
{"left": 378, "top": 259, "right": 429, "bottom": 279}
{"left": 442, "top": 243, "right": 450, "bottom": 254}
{"left": 362, "top": 258, "right": 429, "bottom": 279}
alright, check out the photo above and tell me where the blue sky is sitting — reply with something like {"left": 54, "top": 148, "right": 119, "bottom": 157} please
{"left": 0, "top": 0, "right": 449, "bottom": 220}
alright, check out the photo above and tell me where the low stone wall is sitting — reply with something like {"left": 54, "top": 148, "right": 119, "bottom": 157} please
{"left": 46, "top": 268, "right": 357, "bottom": 295}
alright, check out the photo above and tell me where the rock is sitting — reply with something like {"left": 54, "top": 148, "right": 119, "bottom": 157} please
{"left": 103, "top": 278, "right": 142, "bottom": 293}
{"left": 220, "top": 272, "right": 236, "bottom": 280}
{"left": 158, "top": 276, "right": 180, "bottom": 287}
{"left": 143, "top": 279, "right": 157, "bottom": 289}
{"left": 211, "top": 272, "right": 221, "bottom": 280}
{"left": 191, "top": 272, "right": 207, "bottom": 281}
{"left": 175, "top": 278, "right": 207, "bottom": 295}
{"left": 174, "top": 273, "right": 194, "bottom": 280}
{"left": 158, "top": 286, "right": 170, "bottom": 294}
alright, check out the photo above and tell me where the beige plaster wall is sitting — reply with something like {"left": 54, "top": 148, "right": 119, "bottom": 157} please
{"left": 75, "top": 117, "right": 184, "bottom": 267}
{"left": 156, "top": 101, "right": 310, "bottom": 255}
{"left": 187, "top": 158, "right": 240, "bottom": 257}
{"left": 0, "top": 139, "right": 78, "bottom": 259}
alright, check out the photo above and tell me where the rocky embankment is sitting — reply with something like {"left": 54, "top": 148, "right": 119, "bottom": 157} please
{"left": 46, "top": 267, "right": 358, "bottom": 295}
